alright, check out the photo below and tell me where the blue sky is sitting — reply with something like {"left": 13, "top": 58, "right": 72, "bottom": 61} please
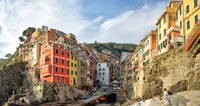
{"left": 0, "top": 0, "right": 170, "bottom": 58}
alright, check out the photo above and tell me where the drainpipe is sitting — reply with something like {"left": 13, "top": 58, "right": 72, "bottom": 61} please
{"left": 182, "top": 2, "right": 185, "bottom": 47}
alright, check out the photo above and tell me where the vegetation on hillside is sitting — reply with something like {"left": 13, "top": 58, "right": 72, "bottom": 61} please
{"left": 87, "top": 42, "right": 137, "bottom": 56}
{"left": 0, "top": 50, "right": 19, "bottom": 70}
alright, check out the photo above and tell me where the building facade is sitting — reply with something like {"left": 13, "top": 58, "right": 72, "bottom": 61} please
{"left": 70, "top": 51, "right": 78, "bottom": 86}
{"left": 183, "top": 0, "right": 200, "bottom": 40}
{"left": 77, "top": 59, "right": 88, "bottom": 86}
{"left": 96, "top": 63, "right": 110, "bottom": 85}
{"left": 39, "top": 29, "right": 71, "bottom": 84}
{"left": 156, "top": 1, "right": 181, "bottom": 55}
{"left": 39, "top": 43, "right": 70, "bottom": 84}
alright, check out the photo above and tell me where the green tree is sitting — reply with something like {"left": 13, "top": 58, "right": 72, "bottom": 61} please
{"left": 19, "top": 36, "right": 25, "bottom": 42}
{"left": 22, "top": 27, "right": 36, "bottom": 40}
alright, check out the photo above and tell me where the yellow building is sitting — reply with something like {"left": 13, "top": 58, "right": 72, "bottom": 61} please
{"left": 70, "top": 50, "right": 78, "bottom": 86}
{"left": 156, "top": 1, "right": 181, "bottom": 55}
{"left": 183, "top": 0, "right": 200, "bottom": 40}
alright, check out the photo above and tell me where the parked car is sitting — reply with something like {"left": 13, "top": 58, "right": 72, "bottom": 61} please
{"left": 100, "top": 85, "right": 109, "bottom": 92}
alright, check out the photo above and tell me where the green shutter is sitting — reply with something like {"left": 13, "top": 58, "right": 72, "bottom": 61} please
{"left": 194, "top": 0, "right": 198, "bottom": 7}
{"left": 180, "top": 21, "right": 182, "bottom": 29}
{"left": 195, "top": 15, "right": 198, "bottom": 24}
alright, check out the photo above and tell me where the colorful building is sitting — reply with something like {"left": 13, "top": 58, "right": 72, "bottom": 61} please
{"left": 142, "top": 36, "right": 151, "bottom": 66}
{"left": 156, "top": 1, "right": 181, "bottom": 55}
{"left": 184, "top": 0, "right": 200, "bottom": 51}
{"left": 150, "top": 30, "right": 157, "bottom": 62}
{"left": 39, "top": 29, "right": 71, "bottom": 84}
{"left": 183, "top": 0, "right": 200, "bottom": 40}
{"left": 70, "top": 48, "right": 78, "bottom": 86}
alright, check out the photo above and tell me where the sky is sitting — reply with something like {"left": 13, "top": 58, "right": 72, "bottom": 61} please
{"left": 0, "top": 0, "right": 170, "bottom": 58}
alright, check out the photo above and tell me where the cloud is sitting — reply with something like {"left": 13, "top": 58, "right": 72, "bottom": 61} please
{"left": 0, "top": 0, "right": 168, "bottom": 58}
{"left": 89, "top": 2, "right": 167, "bottom": 44}
{"left": 0, "top": 25, "right": 2, "bottom": 34}
{"left": 0, "top": 0, "right": 90, "bottom": 58}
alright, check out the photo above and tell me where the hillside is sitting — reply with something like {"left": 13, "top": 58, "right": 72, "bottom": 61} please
{"left": 87, "top": 42, "right": 137, "bottom": 56}
{"left": 0, "top": 58, "right": 3, "bottom": 63}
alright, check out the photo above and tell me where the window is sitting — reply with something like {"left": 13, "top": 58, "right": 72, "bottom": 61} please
{"left": 99, "top": 64, "right": 100, "bottom": 66}
{"left": 103, "top": 68, "right": 105, "bottom": 71}
{"left": 164, "top": 29, "right": 166, "bottom": 36}
{"left": 71, "top": 63, "right": 73, "bottom": 67}
{"left": 75, "top": 57, "right": 76, "bottom": 60}
{"left": 161, "top": 44, "right": 162, "bottom": 49}
{"left": 103, "top": 72, "right": 105, "bottom": 75}
{"left": 81, "top": 69, "right": 82, "bottom": 73}
{"left": 67, "top": 61, "right": 69, "bottom": 65}
{"left": 180, "top": 21, "right": 182, "bottom": 29}
{"left": 159, "top": 23, "right": 161, "bottom": 28}
{"left": 99, "top": 73, "right": 101, "bottom": 75}
{"left": 186, "top": 5, "right": 190, "bottom": 14}
{"left": 99, "top": 68, "right": 101, "bottom": 71}
{"left": 159, "top": 34, "right": 161, "bottom": 40}
{"left": 58, "top": 76, "right": 60, "bottom": 82}
{"left": 67, "top": 69, "right": 70, "bottom": 74}
{"left": 194, "top": 0, "right": 198, "bottom": 8}
{"left": 102, "top": 78, "right": 104, "bottom": 80}
{"left": 56, "top": 67, "right": 58, "bottom": 72}
{"left": 62, "top": 50, "right": 64, "bottom": 56}
{"left": 187, "top": 20, "right": 190, "bottom": 30}
{"left": 75, "top": 64, "right": 76, "bottom": 68}
{"left": 62, "top": 68, "right": 64, "bottom": 73}
{"left": 195, "top": 14, "right": 198, "bottom": 24}
{"left": 56, "top": 58, "right": 58, "bottom": 63}
{"left": 67, "top": 52, "right": 69, "bottom": 56}
{"left": 180, "top": 6, "right": 182, "bottom": 15}
{"left": 75, "top": 71, "right": 77, "bottom": 75}
{"left": 71, "top": 56, "right": 73, "bottom": 60}
{"left": 56, "top": 49, "right": 58, "bottom": 54}
{"left": 62, "top": 59, "right": 64, "bottom": 64}
{"left": 71, "top": 70, "right": 73, "bottom": 75}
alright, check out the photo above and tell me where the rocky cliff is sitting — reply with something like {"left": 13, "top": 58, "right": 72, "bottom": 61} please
{"left": 0, "top": 62, "right": 31, "bottom": 105}
{"left": 133, "top": 47, "right": 200, "bottom": 100}
{"left": 131, "top": 90, "right": 200, "bottom": 106}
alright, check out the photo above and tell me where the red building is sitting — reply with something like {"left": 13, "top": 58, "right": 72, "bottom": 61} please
{"left": 39, "top": 29, "right": 70, "bottom": 84}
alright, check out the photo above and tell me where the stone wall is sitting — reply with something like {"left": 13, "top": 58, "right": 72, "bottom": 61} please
{"left": 133, "top": 47, "right": 200, "bottom": 100}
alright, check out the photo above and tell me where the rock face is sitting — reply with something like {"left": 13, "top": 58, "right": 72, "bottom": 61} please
{"left": 0, "top": 62, "right": 30, "bottom": 105}
{"left": 131, "top": 90, "right": 200, "bottom": 106}
{"left": 4, "top": 81, "right": 88, "bottom": 105}
{"left": 133, "top": 47, "right": 200, "bottom": 100}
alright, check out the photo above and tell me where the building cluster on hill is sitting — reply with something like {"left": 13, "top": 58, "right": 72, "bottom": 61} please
{"left": 16, "top": 26, "right": 120, "bottom": 87}
{"left": 121, "top": 0, "right": 200, "bottom": 98}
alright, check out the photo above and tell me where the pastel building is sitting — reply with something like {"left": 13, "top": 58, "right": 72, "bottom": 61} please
{"left": 70, "top": 49, "right": 78, "bottom": 86}
{"left": 156, "top": 1, "right": 181, "bottom": 55}
{"left": 183, "top": 0, "right": 200, "bottom": 40}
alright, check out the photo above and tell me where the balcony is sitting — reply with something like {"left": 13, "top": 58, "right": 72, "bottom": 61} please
{"left": 167, "top": 26, "right": 180, "bottom": 36}
{"left": 169, "top": 36, "right": 184, "bottom": 46}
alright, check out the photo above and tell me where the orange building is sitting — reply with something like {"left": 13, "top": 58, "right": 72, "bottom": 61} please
{"left": 39, "top": 29, "right": 71, "bottom": 84}
{"left": 150, "top": 30, "right": 157, "bottom": 62}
